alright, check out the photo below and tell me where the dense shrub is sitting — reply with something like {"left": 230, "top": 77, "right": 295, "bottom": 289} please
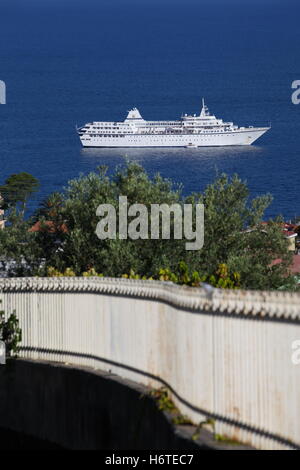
{"left": 0, "top": 302, "right": 22, "bottom": 357}
{"left": 0, "top": 162, "right": 294, "bottom": 290}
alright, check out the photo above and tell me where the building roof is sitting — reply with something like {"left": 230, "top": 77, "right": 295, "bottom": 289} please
{"left": 283, "top": 231, "right": 297, "bottom": 239}
{"left": 272, "top": 255, "right": 300, "bottom": 274}
{"left": 29, "top": 220, "right": 68, "bottom": 234}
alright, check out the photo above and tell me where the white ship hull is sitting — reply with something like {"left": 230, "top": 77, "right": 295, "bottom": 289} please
{"left": 80, "top": 127, "right": 269, "bottom": 148}
{"left": 78, "top": 101, "right": 270, "bottom": 148}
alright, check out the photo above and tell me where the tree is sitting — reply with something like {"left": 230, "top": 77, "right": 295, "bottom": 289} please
{"left": 0, "top": 172, "right": 41, "bottom": 276}
{"left": 28, "top": 162, "right": 293, "bottom": 290}
{"left": 0, "top": 172, "right": 40, "bottom": 220}
{"left": 186, "top": 174, "right": 292, "bottom": 290}
{"left": 0, "top": 301, "right": 22, "bottom": 357}
{"left": 33, "top": 163, "right": 185, "bottom": 275}
{"left": 0, "top": 219, "right": 43, "bottom": 276}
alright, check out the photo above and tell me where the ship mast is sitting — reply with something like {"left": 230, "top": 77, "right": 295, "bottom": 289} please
{"left": 200, "top": 98, "right": 207, "bottom": 117}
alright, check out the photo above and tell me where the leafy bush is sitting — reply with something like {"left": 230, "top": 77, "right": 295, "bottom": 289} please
{"left": 0, "top": 162, "right": 295, "bottom": 290}
{"left": 46, "top": 261, "right": 241, "bottom": 289}
{"left": 0, "top": 302, "right": 22, "bottom": 357}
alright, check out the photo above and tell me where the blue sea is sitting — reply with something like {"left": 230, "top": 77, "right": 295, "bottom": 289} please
{"left": 0, "top": 0, "right": 300, "bottom": 219}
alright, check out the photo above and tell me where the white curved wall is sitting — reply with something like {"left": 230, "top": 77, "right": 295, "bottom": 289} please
{"left": 1, "top": 277, "right": 300, "bottom": 450}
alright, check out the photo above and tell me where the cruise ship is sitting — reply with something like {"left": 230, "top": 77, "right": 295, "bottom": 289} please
{"left": 77, "top": 100, "right": 270, "bottom": 148}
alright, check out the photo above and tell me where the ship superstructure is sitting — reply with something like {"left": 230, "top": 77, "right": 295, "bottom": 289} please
{"left": 77, "top": 100, "right": 270, "bottom": 148}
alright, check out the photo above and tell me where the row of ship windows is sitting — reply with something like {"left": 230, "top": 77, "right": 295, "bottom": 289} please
{"left": 85, "top": 131, "right": 134, "bottom": 134}
{"left": 147, "top": 122, "right": 178, "bottom": 126}
{"left": 88, "top": 127, "right": 230, "bottom": 132}
{"left": 88, "top": 134, "right": 126, "bottom": 138}
{"left": 91, "top": 127, "right": 124, "bottom": 130}
{"left": 89, "top": 126, "right": 229, "bottom": 131}
{"left": 91, "top": 124, "right": 178, "bottom": 129}
{"left": 90, "top": 122, "right": 224, "bottom": 128}
{"left": 86, "top": 130, "right": 231, "bottom": 137}
{"left": 85, "top": 133, "right": 238, "bottom": 139}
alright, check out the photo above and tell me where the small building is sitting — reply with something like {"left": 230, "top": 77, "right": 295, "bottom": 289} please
{"left": 29, "top": 220, "right": 68, "bottom": 234}
{"left": 283, "top": 230, "right": 297, "bottom": 252}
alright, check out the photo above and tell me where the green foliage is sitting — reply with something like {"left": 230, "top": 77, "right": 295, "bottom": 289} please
{"left": 0, "top": 172, "right": 40, "bottom": 219}
{"left": 150, "top": 387, "right": 177, "bottom": 412}
{"left": 0, "top": 172, "right": 41, "bottom": 275}
{"left": 278, "top": 275, "right": 300, "bottom": 291}
{"left": 149, "top": 387, "right": 192, "bottom": 426}
{"left": 0, "top": 162, "right": 295, "bottom": 290}
{"left": 46, "top": 266, "right": 104, "bottom": 278}
{"left": 157, "top": 261, "right": 241, "bottom": 288}
{"left": 45, "top": 261, "right": 240, "bottom": 289}
{"left": 192, "top": 418, "right": 215, "bottom": 440}
{"left": 47, "top": 266, "right": 76, "bottom": 277}
{"left": 32, "top": 163, "right": 187, "bottom": 276}
{"left": 191, "top": 419, "right": 243, "bottom": 445}
{"left": 0, "top": 216, "right": 43, "bottom": 276}
{"left": 214, "top": 434, "right": 242, "bottom": 445}
{"left": 0, "top": 302, "right": 22, "bottom": 357}
{"left": 82, "top": 267, "right": 104, "bottom": 277}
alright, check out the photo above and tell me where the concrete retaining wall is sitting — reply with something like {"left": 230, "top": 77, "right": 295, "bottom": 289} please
{"left": 0, "top": 359, "right": 247, "bottom": 450}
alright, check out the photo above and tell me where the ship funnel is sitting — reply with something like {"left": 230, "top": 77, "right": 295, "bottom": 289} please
{"left": 125, "top": 107, "right": 145, "bottom": 122}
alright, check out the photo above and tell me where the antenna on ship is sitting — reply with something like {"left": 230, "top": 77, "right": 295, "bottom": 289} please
{"left": 200, "top": 98, "right": 206, "bottom": 117}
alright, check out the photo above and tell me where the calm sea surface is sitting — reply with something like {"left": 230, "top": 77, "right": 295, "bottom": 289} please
{"left": 0, "top": 0, "right": 300, "bottom": 218}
